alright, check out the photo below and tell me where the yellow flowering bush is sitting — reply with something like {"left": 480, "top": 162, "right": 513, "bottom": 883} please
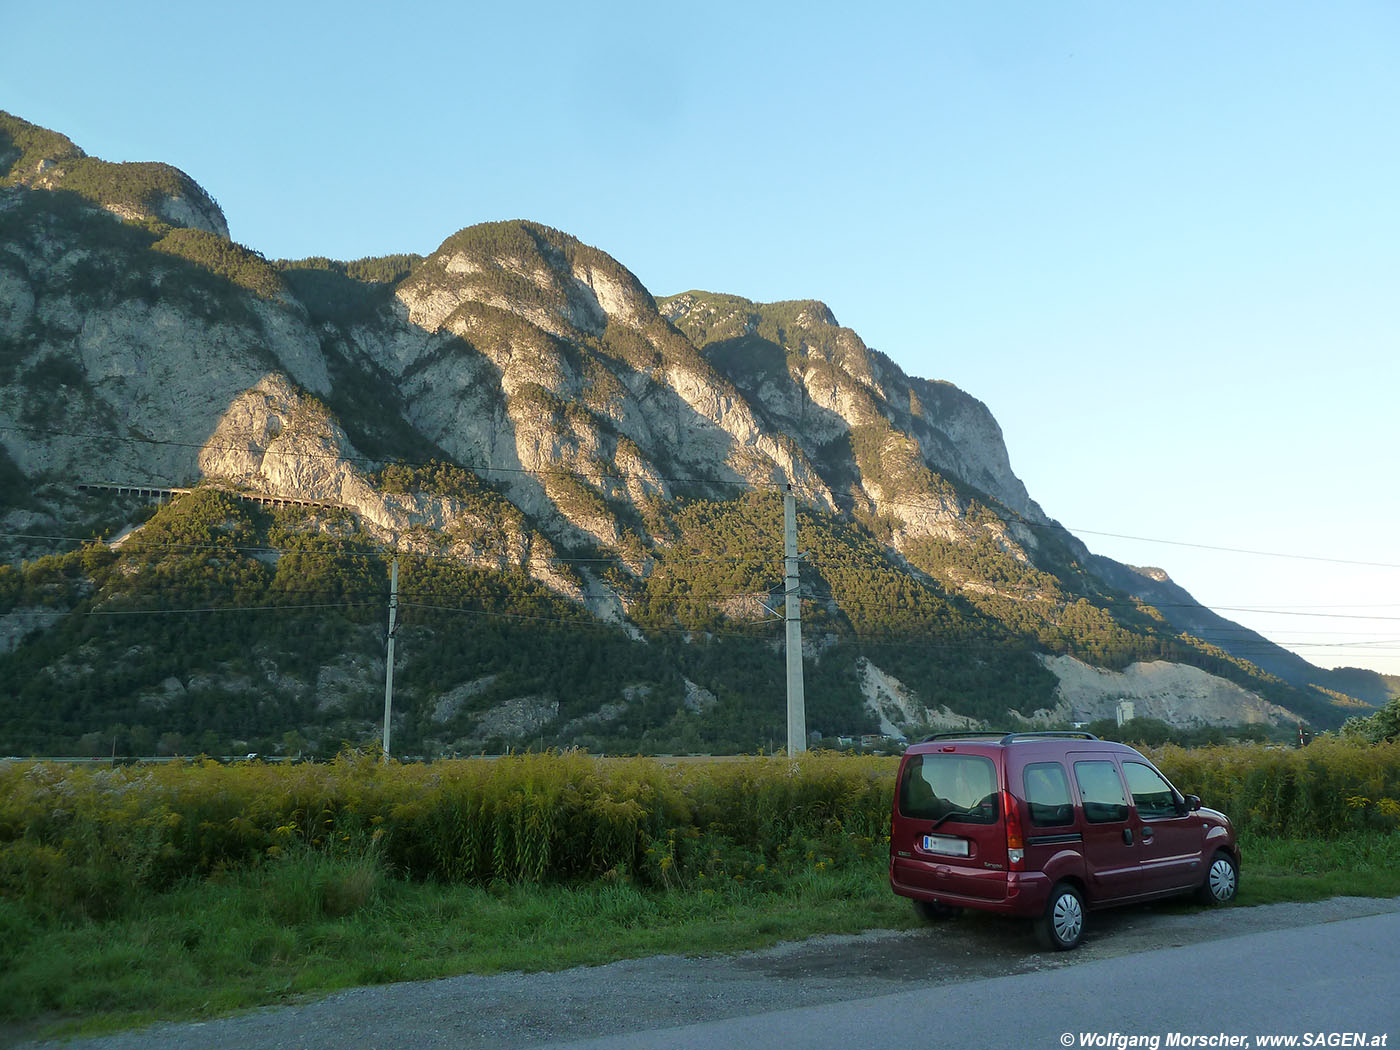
{"left": 1151, "top": 738, "right": 1400, "bottom": 835}
{"left": 0, "top": 750, "right": 896, "bottom": 910}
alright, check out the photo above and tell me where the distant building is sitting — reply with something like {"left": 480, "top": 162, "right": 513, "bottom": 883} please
{"left": 860, "top": 734, "right": 905, "bottom": 751}
{"left": 1116, "top": 700, "right": 1135, "bottom": 726}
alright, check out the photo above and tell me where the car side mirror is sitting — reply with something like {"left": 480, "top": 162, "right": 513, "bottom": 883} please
{"left": 1184, "top": 793, "right": 1202, "bottom": 812}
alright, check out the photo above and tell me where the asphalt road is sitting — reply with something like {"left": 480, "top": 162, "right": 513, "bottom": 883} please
{"left": 20, "top": 897, "right": 1400, "bottom": 1050}
{"left": 540, "top": 909, "right": 1400, "bottom": 1050}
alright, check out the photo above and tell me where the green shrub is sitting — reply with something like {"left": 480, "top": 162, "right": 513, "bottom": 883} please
{"left": 0, "top": 751, "right": 893, "bottom": 896}
{"left": 8, "top": 740, "right": 1391, "bottom": 911}
{"left": 1152, "top": 738, "right": 1400, "bottom": 836}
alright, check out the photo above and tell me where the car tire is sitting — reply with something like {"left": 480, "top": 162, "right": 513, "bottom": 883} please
{"left": 1196, "top": 850, "right": 1238, "bottom": 905}
{"left": 914, "top": 899, "right": 962, "bottom": 922}
{"left": 1035, "top": 882, "right": 1085, "bottom": 951}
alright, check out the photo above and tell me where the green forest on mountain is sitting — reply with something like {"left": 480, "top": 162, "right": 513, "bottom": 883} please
{"left": 0, "top": 109, "right": 1381, "bottom": 759}
{"left": 0, "top": 480, "right": 1337, "bottom": 758}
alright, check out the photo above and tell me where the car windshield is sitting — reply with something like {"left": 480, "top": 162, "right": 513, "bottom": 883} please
{"left": 899, "top": 753, "right": 999, "bottom": 824}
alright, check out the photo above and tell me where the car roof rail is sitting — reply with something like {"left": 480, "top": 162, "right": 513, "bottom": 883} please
{"left": 998, "top": 731, "right": 1100, "bottom": 745}
{"left": 919, "top": 730, "right": 1013, "bottom": 743}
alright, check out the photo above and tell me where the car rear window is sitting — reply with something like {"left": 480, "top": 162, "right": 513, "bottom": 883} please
{"left": 898, "top": 753, "right": 999, "bottom": 824}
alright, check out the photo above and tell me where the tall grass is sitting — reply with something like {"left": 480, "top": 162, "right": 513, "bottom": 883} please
{"left": 3, "top": 743, "right": 1400, "bottom": 1039}
{"left": 0, "top": 853, "right": 909, "bottom": 1039}
{"left": 5, "top": 742, "right": 1400, "bottom": 919}
{"left": 1151, "top": 738, "right": 1400, "bottom": 836}
{"left": 0, "top": 750, "right": 893, "bottom": 917}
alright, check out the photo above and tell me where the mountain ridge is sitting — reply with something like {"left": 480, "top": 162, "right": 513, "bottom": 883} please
{"left": 0, "top": 112, "right": 1383, "bottom": 757}
{"left": 0, "top": 111, "right": 228, "bottom": 238}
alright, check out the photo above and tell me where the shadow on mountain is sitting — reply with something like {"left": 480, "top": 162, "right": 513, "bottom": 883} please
{"left": 0, "top": 182, "right": 1384, "bottom": 758}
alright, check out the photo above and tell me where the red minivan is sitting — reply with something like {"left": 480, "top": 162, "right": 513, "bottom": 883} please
{"left": 889, "top": 731, "right": 1239, "bottom": 949}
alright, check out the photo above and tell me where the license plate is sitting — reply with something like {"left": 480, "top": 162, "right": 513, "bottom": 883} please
{"left": 922, "top": 834, "right": 969, "bottom": 856}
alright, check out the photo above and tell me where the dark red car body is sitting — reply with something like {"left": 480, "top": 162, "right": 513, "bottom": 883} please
{"left": 888, "top": 731, "right": 1239, "bottom": 948}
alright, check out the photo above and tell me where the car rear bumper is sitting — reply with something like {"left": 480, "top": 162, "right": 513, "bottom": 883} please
{"left": 890, "top": 856, "right": 1051, "bottom": 917}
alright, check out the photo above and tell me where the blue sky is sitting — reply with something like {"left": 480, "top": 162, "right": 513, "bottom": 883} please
{"left": 5, "top": 1, "right": 1398, "bottom": 674}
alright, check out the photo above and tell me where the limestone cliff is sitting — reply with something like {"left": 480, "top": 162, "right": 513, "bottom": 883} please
{"left": 0, "top": 112, "right": 1381, "bottom": 756}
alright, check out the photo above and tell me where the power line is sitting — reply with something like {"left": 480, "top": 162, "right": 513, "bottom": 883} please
{"left": 10, "top": 525, "right": 1400, "bottom": 629}
{"left": 6, "top": 583, "right": 1398, "bottom": 667}
{"left": 793, "top": 563, "right": 1400, "bottom": 624}
{"left": 1045, "top": 525, "right": 1400, "bottom": 571}
{"left": 826, "top": 492, "right": 1400, "bottom": 570}
{"left": 0, "top": 422, "right": 368, "bottom": 462}
{"left": 7, "top": 469, "right": 1399, "bottom": 657}
{"left": 0, "top": 532, "right": 779, "bottom": 568}
{"left": 8, "top": 420, "right": 1397, "bottom": 570}
{"left": 1283, "top": 638, "right": 1400, "bottom": 650}
{"left": 0, "top": 422, "right": 767, "bottom": 491}
{"left": 397, "top": 600, "right": 778, "bottom": 640}
{"left": 14, "top": 579, "right": 1388, "bottom": 654}
{"left": 1210, "top": 607, "right": 1400, "bottom": 623}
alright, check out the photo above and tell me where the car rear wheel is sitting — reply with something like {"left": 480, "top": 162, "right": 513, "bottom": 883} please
{"left": 1035, "top": 883, "right": 1085, "bottom": 951}
{"left": 914, "top": 899, "right": 962, "bottom": 921}
{"left": 1197, "top": 850, "right": 1238, "bottom": 905}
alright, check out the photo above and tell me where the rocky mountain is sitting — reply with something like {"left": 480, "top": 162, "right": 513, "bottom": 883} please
{"left": 0, "top": 112, "right": 227, "bottom": 238}
{"left": 0, "top": 111, "right": 1384, "bottom": 757}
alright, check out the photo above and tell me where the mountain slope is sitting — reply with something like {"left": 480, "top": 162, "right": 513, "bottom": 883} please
{"left": 0, "top": 113, "right": 1384, "bottom": 757}
{"left": 0, "top": 111, "right": 228, "bottom": 237}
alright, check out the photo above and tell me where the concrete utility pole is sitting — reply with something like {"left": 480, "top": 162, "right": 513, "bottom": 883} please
{"left": 783, "top": 485, "right": 807, "bottom": 755}
{"left": 381, "top": 557, "right": 398, "bottom": 761}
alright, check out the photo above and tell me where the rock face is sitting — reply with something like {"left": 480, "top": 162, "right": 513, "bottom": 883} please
{"left": 660, "top": 292, "right": 1044, "bottom": 530}
{"left": 0, "top": 178, "right": 1055, "bottom": 578}
{"left": 0, "top": 111, "right": 1380, "bottom": 751}
{"left": 857, "top": 658, "right": 980, "bottom": 737}
{"left": 1035, "top": 655, "right": 1301, "bottom": 727}
{"left": 377, "top": 223, "right": 835, "bottom": 538}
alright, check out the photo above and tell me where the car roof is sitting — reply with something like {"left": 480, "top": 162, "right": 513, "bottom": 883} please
{"left": 902, "top": 731, "right": 1142, "bottom": 760}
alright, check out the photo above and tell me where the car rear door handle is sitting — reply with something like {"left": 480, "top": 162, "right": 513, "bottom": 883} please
{"left": 1141, "top": 827, "right": 1154, "bottom": 843}
{"left": 1122, "top": 828, "right": 1133, "bottom": 845}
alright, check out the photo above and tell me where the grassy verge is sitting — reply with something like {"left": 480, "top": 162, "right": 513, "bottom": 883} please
{"left": 0, "top": 854, "right": 913, "bottom": 1042}
{"left": 1236, "top": 831, "right": 1400, "bottom": 904}
{"left": 4, "top": 832, "right": 1399, "bottom": 1042}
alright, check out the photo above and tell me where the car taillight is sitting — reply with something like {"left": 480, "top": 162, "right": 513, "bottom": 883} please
{"left": 1001, "top": 790, "right": 1025, "bottom": 870}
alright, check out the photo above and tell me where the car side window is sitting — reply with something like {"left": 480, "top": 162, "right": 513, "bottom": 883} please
{"left": 1123, "top": 761, "right": 1180, "bottom": 820}
{"left": 1022, "top": 762, "right": 1074, "bottom": 827}
{"left": 1073, "top": 760, "right": 1130, "bottom": 823}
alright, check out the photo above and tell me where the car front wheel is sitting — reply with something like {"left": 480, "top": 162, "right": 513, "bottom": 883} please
{"left": 1035, "top": 882, "right": 1085, "bottom": 951}
{"left": 1197, "top": 850, "right": 1238, "bottom": 905}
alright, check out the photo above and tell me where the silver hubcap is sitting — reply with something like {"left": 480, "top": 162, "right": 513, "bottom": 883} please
{"left": 1208, "top": 858, "right": 1236, "bottom": 900}
{"left": 1053, "top": 893, "right": 1083, "bottom": 944}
